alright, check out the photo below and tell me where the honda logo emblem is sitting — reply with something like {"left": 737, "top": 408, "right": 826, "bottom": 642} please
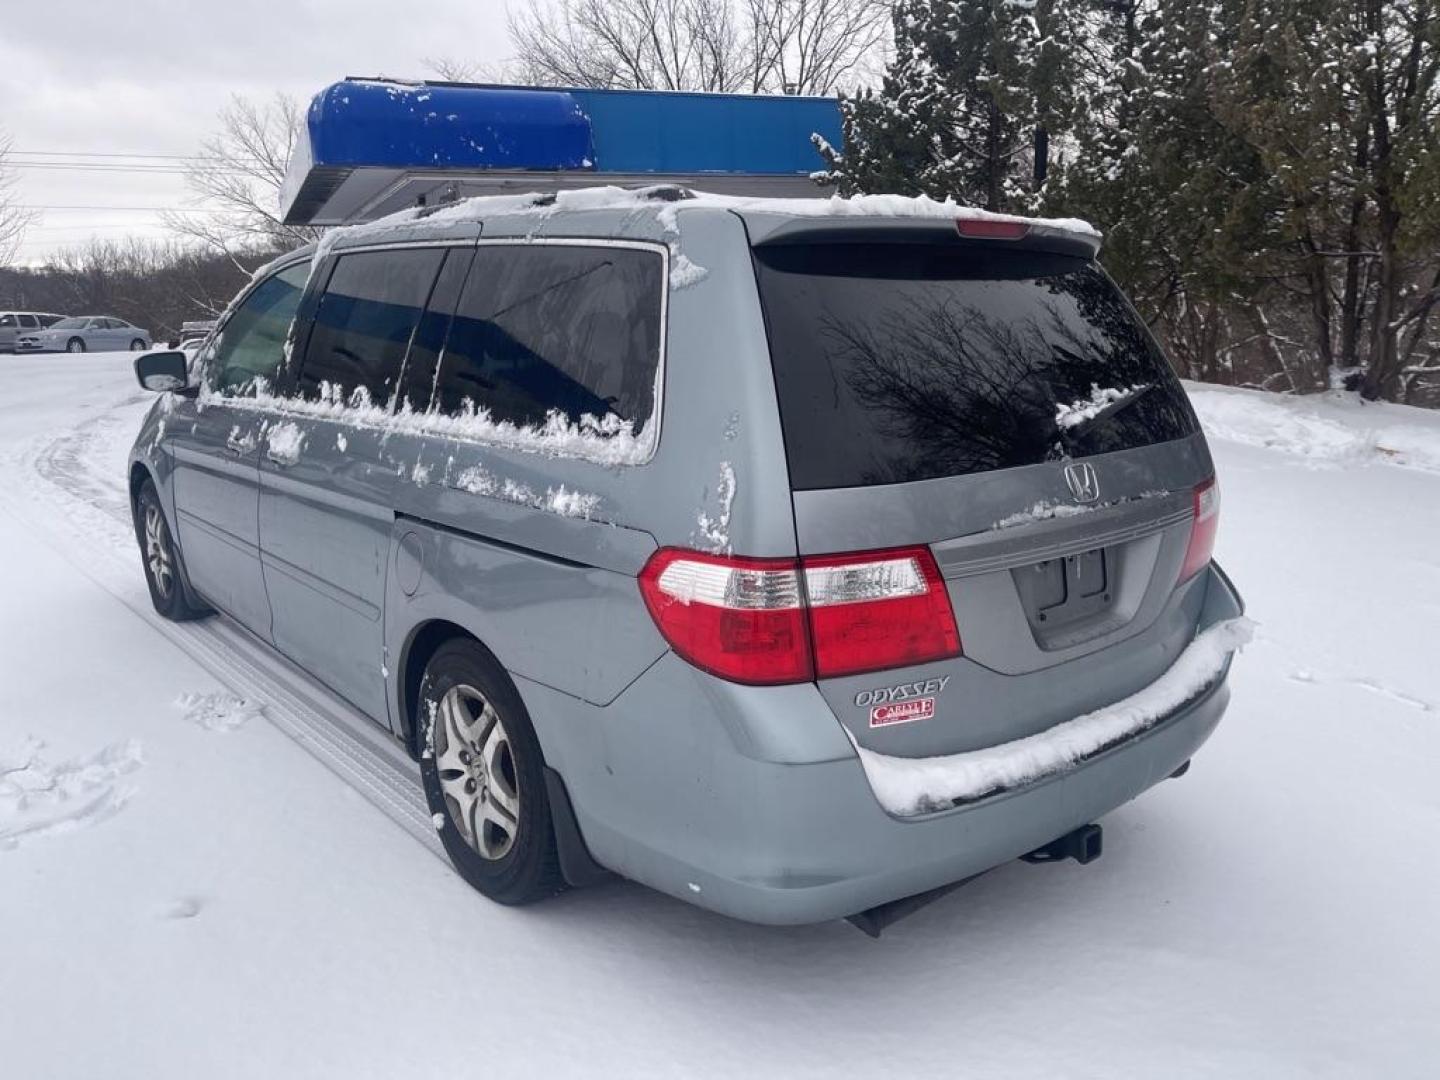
{"left": 1063, "top": 462, "right": 1101, "bottom": 504}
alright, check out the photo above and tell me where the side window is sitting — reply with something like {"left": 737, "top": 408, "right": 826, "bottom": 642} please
{"left": 296, "top": 247, "right": 445, "bottom": 408}
{"left": 431, "top": 245, "right": 664, "bottom": 435}
{"left": 17, "top": 314, "right": 37, "bottom": 329}
{"left": 391, "top": 248, "right": 473, "bottom": 414}
{"left": 0, "top": 315, "right": 14, "bottom": 328}
{"left": 205, "top": 260, "right": 311, "bottom": 396}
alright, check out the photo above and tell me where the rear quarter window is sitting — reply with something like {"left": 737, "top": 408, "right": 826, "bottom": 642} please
{"left": 754, "top": 244, "right": 1199, "bottom": 490}
{"left": 427, "top": 243, "right": 664, "bottom": 436}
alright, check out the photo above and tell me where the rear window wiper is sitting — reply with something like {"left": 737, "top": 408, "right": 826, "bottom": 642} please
{"left": 1055, "top": 383, "right": 1156, "bottom": 445}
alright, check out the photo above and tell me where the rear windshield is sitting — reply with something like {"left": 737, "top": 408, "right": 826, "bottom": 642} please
{"left": 753, "top": 244, "right": 1199, "bottom": 490}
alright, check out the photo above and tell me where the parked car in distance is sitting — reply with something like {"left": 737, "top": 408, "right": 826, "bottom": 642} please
{"left": 128, "top": 188, "right": 1245, "bottom": 930}
{"left": 169, "top": 320, "right": 217, "bottom": 351}
{"left": 0, "top": 311, "right": 67, "bottom": 353}
{"left": 18, "top": 315, "right": 151, "bottom": 354}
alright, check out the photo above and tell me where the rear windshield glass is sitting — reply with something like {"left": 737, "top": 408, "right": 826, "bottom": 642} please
{"left": 754, "top": 244, "right": 1198, "bottom": 490}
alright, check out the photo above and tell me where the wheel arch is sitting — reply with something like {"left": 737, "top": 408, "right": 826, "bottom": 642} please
{"left": 128, "top": 461, "right": 158, "bottom": 544}
{"left": 128, "top": 460, "right": 153, "bottom": 513}
{"left": 399, "top": 615, "right": 610, "bottom": 889}
{"left": 397, "top": 618, "right": 495, "bottom": 758}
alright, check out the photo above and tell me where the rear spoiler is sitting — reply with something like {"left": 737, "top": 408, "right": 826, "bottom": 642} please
{"left": 740, "top": 214, "right": 1102, "bottom": 260}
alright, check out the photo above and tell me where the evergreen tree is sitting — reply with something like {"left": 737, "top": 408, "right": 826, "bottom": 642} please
{"left": 818, "top": 0, "right": 1080, "bottom": 212}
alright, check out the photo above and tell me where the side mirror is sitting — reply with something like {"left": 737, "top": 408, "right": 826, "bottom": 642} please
{"left": 134, "top": 350, "right": 191, "bottom": 393}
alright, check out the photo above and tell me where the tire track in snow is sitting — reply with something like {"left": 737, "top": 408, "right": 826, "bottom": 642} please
{"left": 0, "top": 401, "right": 444, "bottom": 860}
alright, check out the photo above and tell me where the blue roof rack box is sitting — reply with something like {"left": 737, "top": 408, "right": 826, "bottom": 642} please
{"left": 281, "top": 78, "right": 844, "bottom": 226}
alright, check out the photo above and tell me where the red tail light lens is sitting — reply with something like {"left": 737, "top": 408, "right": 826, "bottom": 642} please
{"left": 1180, "top": 477, "right": 1220, "bottom": 581}
{"left": 803, "top": 547, "right": 961, "bottom": 678}
{"left": 638, "top": 551, "right": 812, "bottom": 685}
{"left": 638, "top": 545, "right": 961, "bottom": 685}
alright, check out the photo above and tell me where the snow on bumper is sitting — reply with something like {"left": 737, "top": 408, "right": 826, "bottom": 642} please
{"left": 852, "top": 617, "right": 1256, "bottom": 817}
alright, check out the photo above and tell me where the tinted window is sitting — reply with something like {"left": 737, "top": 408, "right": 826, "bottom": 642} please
{"left": 206, "top": 261, "right": 311, "bottom": 395}
{"left": 17, "top": 314, "right": 37, "bottom": 329}
{"left": 429, "top": 245, "right": 663, "bottom": 433}
{"left": 393, "top": 249, "right": 473, "bottom": 413}
{"left": 298, "top": 248, "right": 444, "bottom": 407}
{"left": 0, "top": 315, "right": 14, "bottom": 328}
{"left": 754, "top": 244, "right": 1198, "bottom": 490}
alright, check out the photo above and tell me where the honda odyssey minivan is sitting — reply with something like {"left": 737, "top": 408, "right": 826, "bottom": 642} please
{"left": 129, "top": 188, "right": 1246, "bottom": 929}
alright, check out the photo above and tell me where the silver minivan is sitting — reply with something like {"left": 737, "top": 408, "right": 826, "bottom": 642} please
{"left": 129, "top": 189, "right": 1245, "bottom": 930}
{"left": 0, "top": 311, "right": 64, "bottom": 352}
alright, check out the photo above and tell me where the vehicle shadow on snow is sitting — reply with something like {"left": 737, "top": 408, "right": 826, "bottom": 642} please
{"left": 503, "top": 799, "right": 1198, "bottom": 975}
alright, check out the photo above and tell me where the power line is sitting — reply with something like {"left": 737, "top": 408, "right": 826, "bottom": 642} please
{"left": 15, "top": 204, "right": 214, "bottom": 213}
{"left": 10, "top": 149, "right": 266, "bottom": 163}
{"left": 7, "top": 162, "right": 254, "bottom": 175}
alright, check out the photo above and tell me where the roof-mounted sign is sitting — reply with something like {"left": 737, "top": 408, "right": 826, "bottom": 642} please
{"left": 280, "top": 78, "right": 844, "bottom": 226}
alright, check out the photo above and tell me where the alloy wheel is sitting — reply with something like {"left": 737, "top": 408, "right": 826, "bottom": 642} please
{"left": 144, "top": 502, "right": 173, "bottom": 599}
{"left": 433, "top": 684, "right": 521, "bottom": 860}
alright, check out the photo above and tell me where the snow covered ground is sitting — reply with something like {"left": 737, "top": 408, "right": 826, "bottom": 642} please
{"left": 1, "top": 356, "right": 1436, "bottom": 1078}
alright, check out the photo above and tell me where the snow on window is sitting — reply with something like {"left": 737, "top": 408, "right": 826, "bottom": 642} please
{"left": 850, "top": 617, "right": 1256, "bottom": 816}
{"left": 1054, "top": 384, "right": 1150, "bottom": 432}
{"left": 204, "top": 386, "right": 654, "bottom": 468}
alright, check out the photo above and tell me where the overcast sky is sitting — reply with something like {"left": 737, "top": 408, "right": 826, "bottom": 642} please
{"left": 1, "top": 0, "right": 512, "bottom": 262}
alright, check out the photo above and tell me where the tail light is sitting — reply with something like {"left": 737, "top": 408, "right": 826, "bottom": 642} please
{"left": 956, "top": 218, "right": 1030, "bottom": 240}
{"left": 1180, "top": 477, "right": 1220, "bottom": 582}
{"left": 638, "top": 546, "right": 960, "bottom": 685}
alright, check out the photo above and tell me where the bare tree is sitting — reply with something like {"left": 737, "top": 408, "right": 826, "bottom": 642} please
{"left": 507, "top": 0, "right": 887, "bottom": 94}
{"left": 742, "top": 0, "right": 889, "bottom": 94}
{"left": 4, "top": 235, "right": 255, "bottom": 340}
{"left": 0, "top": 133, "right": 37, "bottom": 267}
{"left": 164, "top": 94, "right": 321, "bottom": 268}
{"left": 423, "top": 56, "right": 512, "bottom": 83}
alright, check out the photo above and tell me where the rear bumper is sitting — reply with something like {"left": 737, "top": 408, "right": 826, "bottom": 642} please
{"left": 530, "top": 563, "right": 1244, "bottom": 926}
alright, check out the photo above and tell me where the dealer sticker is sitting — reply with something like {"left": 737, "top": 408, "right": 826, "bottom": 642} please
{"left": 869, "top": 697, "right": 936, "bottom": 728}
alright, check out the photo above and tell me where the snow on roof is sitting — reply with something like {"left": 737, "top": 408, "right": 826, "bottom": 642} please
{"left": 321, "top": 185, "right": 1101, "bottom": 250}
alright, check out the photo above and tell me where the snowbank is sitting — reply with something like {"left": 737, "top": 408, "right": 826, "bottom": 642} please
{"left": 1186, "top": 382, "right": 1440, "bottom": 473}
{"left": 853, "top": 617, "right": 1256, "bottom": 817}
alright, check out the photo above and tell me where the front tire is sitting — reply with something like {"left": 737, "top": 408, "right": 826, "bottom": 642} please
{"left": 130, "top": 338, "right": 147, "bottom": 351}
{"left": 66, "top": 337, "right": 85, "bottom": 353}
{"left": 419, "top": 639, "right": 564, "bottom": 906}
{"left": 135, "top": 479, "right": 208, "bottom": 620}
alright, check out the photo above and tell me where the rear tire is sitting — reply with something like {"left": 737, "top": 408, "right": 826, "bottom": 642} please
{"left": 66, "top": 337, "right": 85, "bottom": 353}
{"left": 418, "top": 639, "right": 565, "bottom": 906}
{"left": 135, "top": 479, "right": 208, "bottom": 621}
{"left": 130, "top": 338, "right": 146, "bottom": 351}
